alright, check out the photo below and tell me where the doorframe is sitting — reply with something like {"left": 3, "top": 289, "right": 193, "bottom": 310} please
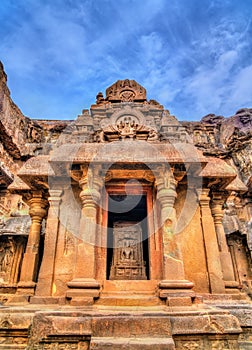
{"left": 98, "top": 183, "right": 162, "bottom": 282}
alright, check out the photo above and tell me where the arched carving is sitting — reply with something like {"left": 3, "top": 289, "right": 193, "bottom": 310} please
{"left": 106, "top": 79, "right": 147, "bottom": 102}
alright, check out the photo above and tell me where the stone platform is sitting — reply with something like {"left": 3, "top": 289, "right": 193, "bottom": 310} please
{"left": 0, "top": 299, "right": 250, "bottom": 349}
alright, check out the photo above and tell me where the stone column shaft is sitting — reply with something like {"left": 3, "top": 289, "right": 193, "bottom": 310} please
{"left": 156, "top": 171, "right": 193, "bottom": 300}
{"left": 17, "top": 192, "right": 48, "bottom": 295}
{"left": 66, "top": 166, "right": 101, "bottom": 304}
{"left": 198, "top": 189, "right": 225, "bottom": 294}
{"left": 35, "top": 189, "right": 63, "bottom": 297}
{"left": 74, "top": 189, "right": 99, "bottom": 279}
{"left": 210, "top": 193, "right": 238, "bottom": 291}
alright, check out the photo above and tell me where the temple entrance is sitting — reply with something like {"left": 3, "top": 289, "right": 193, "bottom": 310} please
{"left": 106, "top": 194, "right": 149, "bottom": 280}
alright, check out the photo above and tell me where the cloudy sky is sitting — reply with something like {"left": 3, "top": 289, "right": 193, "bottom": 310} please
{"left": 1, "top": 0, "right": 252, "bottom": 121}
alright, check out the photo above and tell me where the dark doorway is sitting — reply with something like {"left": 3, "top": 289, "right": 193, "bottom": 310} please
{"left": 106, "top": 194, "right": 149, "bottom": 280}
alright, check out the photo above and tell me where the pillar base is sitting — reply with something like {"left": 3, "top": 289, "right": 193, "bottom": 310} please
{"left": 224, "top": 280, "right": 241, "bottom": 294}
{"left": 159, "top": 280, "right": 195, "bottom": 306}
{"left": 30, "top": 296, "right": 66, "bottom": 305}
{"left": 16, "top": 281, "right": 36, "bottom": 296}
{"left": 66, "top": 278, "right": 100, "bottom": 305}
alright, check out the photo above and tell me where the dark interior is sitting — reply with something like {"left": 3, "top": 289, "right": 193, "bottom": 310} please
{"left": 106, "top": 194, "right": 149, "bottom": 279}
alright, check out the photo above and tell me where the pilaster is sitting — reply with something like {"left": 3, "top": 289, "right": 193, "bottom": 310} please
{"left": 17, "top": 191, "right": 48, "bottom": 296}
{"left": 210, "top": 192, "right": 239, "bottom": 293}
{"left": 32, "top": 189, "right": 63, "bottom": 301}
{"left": 66, "top": 164, "right": 102, "bottom": 305}
{"left": 197, "top": 188, "right": 225, "bottom": 294}
{"left": 156, "top": 168, "right": 194, "bottom": 305}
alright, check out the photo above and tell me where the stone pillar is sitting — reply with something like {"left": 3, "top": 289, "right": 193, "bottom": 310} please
{"left": 197, "top": 188, "right": 225, "bottom": 294}
{"left": 33, "top": 189, "right": 63, "bottom": 300}
{"left": 66, "top": 165, "right": 102, "bottom": 305}
{"left": 17, "top": 191, "right": 48, "bottom": 296}
{"left": 210, "top": 192, "right": 239, "bottom": 293}
{"left": 156, "top": 169, "right": 194, "bottom": 305}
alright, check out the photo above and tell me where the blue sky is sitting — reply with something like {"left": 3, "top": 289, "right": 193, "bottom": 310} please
{"left": 1, "top": 0, "right": 252, "bottom": 121}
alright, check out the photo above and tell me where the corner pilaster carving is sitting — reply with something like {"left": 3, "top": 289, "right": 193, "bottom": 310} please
{"left": 34, "top": 189, "right": 63, "bottom": 298}
{"left": 210, "top": 192, "right": 239, "bottom": 291}
{"left": 17, "top": 191, "right": 48, "bottom": 295}
{"left": 156, "top": 167, "right": 194, "bottom": 303}
{"left": 66, "top": 164, "right": 102, "bottom": 305}
{"left": 197, "top": 188, "right": 225, "bottom": 293}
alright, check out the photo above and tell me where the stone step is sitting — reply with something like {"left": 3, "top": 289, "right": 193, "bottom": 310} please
{"left": 95, "top": 294, "right": 164, "bottom": 306}
{"left": 90, "top": 337, "right": 175, "bottom": 350}
{"left": 92, "top": 315, "right": 172, "bottom": 338}
{"left": 102, "top": 280, "right": 158, "bottom": 293}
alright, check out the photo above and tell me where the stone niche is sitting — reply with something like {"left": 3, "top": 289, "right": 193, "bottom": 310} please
{"left": 109, "top": 221, "right": 147, "bottom": 280}
{"left": 0, "top": 215, "right": 29, "bottom": 293}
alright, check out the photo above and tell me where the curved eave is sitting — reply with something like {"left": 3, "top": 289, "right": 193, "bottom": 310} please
{"left": 49, "top": 142, "right": 207, "bottom": 165}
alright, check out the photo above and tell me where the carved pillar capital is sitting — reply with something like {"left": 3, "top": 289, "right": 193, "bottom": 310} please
{"left": 48, "top": 189, "right": 63, "bottom": 206}
{"left": 197, "top": 188, "right": 210, "bottom": 207}
{"left": 210, "top": 192, "right": 225, "bottom": 225}
{"left": 155, "top": 169, "right": 177, "bottom": 208}
{"left": 157, "top": 186, "right": 177, "bottom": 206}
{"left": 28, "top": 192, "right": 48, "bottom": 222}
{"left": 79, "top": 188, "right": 100, "bottom": 208}
{"left": 79, "top": 165, "right": 102, "bottom": 208}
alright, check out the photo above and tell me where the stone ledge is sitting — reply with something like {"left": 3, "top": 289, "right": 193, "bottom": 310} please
{"left": 90, "top": 337, "right": 175, "bottom": 350}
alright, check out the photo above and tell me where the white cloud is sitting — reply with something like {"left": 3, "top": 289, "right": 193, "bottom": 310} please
{"left": 227, "top": 65, "right": 252, "bottom": 107}
{"left": 1, "top": 0, "right": 252, "bottom": 120}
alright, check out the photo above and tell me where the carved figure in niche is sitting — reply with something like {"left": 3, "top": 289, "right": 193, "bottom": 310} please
{"left": 110, "top": 222, "right": 146, "bottom": 280}
{"left": 118, "top": 120, "right": 137, "bottom": 139}
{"left": 0, "top": 240, "right": 13, "bottom": 274}
{"left": 148, "top": 129, "right": 159, "bottom": 141}
{"left": 193, "top": 131, "right": 201, "bottom": 144}
{"left": 121, "top": 241, "right": 135, "bottom": 261}
{"left": 208, "top": 133, "right": 215, "bottom": 144}
{"left": 223, "top": 201, "right": 247, "bottom": 235}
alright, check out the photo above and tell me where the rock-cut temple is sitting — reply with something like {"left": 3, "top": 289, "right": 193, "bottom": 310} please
{"left": 0, "top": 61, "right": 252, "bottom": 349}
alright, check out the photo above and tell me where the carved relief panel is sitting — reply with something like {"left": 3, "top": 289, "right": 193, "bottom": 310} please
{"left": 0, "top": 236, "right": 27, "bottom": 285}
{"left": 109, "top": 221, "right": 147, "bottom": 280}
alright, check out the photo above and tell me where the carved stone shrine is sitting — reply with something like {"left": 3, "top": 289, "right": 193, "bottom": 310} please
{"left": 0, "top": 61, "right": 252, "bottom": 349}
{"left": 110, "top": 221, "right": 147, "bottom": 280}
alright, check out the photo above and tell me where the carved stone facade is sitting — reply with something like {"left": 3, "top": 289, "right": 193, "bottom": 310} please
{"left": 0, "top": 62, "right": 251, "bottom": 349}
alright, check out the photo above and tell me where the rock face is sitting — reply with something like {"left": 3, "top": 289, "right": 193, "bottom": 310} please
{"left": 0, "top": 62, "right": 251, "bottom": 349}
